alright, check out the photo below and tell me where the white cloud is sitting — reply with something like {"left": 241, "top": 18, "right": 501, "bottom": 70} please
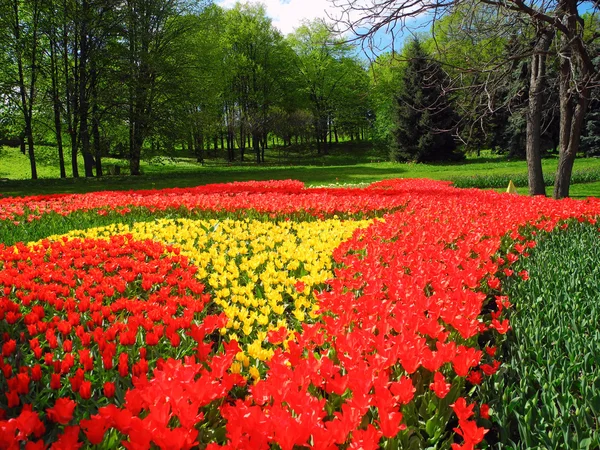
{"left": 216, "top": 0, "right": 337, "bottom": 35}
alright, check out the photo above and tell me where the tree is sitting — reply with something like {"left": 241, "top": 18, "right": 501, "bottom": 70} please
{"left": 154, "top": 7, "right": 227, "bottom": 162}
{"left": 424, "top": 4, "right": 508, "bottom": 155}
{"left": 40, "top": 0, "right": 66, "bottom": 178}
{"left": 391, "top": 39, "right": 459, "bottom": 162}
{"left": 369, "top": 53, "right": 403, "bottom": 146}
{"left": 426, "top": 6, "right": 554, "bottom": 195}
{"left": 525, "top": 24, "right": 554, "bottom": 195}
{"left": 120, "top": 0, "right": 194, "bottom": 175}
{"left": 332, "top": 0, "right": 600, "bottom": 198}
{"left": 223, "top": 3, "right": 291, "bottom": 163}
{"left": 0, "top": 0, "right": 43, "bottom": 179}
{"left": 288, "top": 20, "right": 359, "bottom": 153}
{"left": 331, "top": 58, "right": 371, "bottom": 142}
{"left": 581, "top": 51, "right": 600, "bottom": 156}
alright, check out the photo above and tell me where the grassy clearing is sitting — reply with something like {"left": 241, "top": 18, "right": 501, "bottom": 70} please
{"left": 3, "top": 144, "right": 600, "bottom": 197}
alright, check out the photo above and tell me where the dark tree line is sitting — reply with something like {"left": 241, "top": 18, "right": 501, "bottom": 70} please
{"left": 390, "top": 39, "right": 461, "bottom": 163}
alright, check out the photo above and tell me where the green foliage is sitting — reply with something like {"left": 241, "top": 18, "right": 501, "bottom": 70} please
{"left": 581, "top": 51, "right": 600, "bottom": 157}
{"left": 287, "top": 21, "right": 368, "bottom": 152}
{"left": 369, "top": 53, "right": 405, "bottom": 144}
{"left": 582, "top": 107, "right": 600, "bottom": 157}
{"left": 481, "top": 220, "right": 600, "bottom": 448}
{"left": 0, "top": 146, "right": 88, "bottom": 179}
{"left": 391, "top": 39, "right": 461, "bottom": 163}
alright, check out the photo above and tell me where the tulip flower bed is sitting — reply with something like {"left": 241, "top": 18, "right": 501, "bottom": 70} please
{"left": 1, "top": 178, "right": 600, "bottom": 449}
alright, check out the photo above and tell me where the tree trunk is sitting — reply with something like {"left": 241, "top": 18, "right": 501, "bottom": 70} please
{"left": 553, "top": 2, "right": 593, "bottom": 199}
{"left": 24, "top": 126, "right": 37, "bottom": 180}
{"left": 130, "top": 124, "right": 144, "bottom": 175}
{"left": 63, "top": 1, "right": 79, "bottom": 178}
{"left": 13, "top": 0, "right": 39, "bottom": 180}
{"left": 129, "top": 96, "right": 142, "bottom": 175}
{"left": 227, "top": 130, "right": 234, "bottom": 161}
{"left": 554, "top": 78, "right": 589, "bottom": 198}
{"left": 253, "top": 132, "right": 261, "bottom": 163}
{"left": 91, "top": 58, "right": 102, "bottom": 177}
{"left": 19, "top": 132, "right": 25, "bottom": 155}
{"left": 50, "top": 33, "right": 67, "bottom": 178}
{"left": 92, "top": 108, "right": 102, "bottom": 177}
{"left": 322, "top": 119, "right": 329, "bottom": 154}
{"left": 194, "top": 131, "right": 203, "bottom": 163}
{"left": 78, "top": 0, "right": 95, "bottom": 177}
{"left": 129, "top": 150, "right": 141, "bottom": 175}
{"left": 128, "top": 85, "right": 146, "bottom": 176}
{"left": 239, "top": 123, "right": 245, "bottom": 161}
{"left": 525, "top": 27, "right": 553, "bottom": 196}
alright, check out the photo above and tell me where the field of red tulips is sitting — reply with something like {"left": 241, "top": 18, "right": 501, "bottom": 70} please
{"left": 1, "top": 178, "right": 599, "bottom": 449}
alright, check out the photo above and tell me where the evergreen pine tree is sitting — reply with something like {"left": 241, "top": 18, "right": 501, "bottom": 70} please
{"left": 582, "top": 108, "right": 600, "bottom": 156}
{"left": 581, "top": 53, "right": 600, "bottom": 156}
{"left": 391, "top": 39, "right": 461, "bottom": 162}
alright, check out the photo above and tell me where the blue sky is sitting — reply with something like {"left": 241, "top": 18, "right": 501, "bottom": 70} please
{"left": 216, "top": 0, "right": 338, "bottom": 36}
{"left": 215, "top": 0, "right": 432, "bottom": 56}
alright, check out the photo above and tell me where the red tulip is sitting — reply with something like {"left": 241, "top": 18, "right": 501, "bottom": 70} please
{"left": 46, "top": 398, "right": 76, "bottom": 424}
{"left": 103, "top": 381, "right": 116, "bottom": 398}
{"left": 430, "top": 372, "right": 451, "bottom": 399}
{"left": 50, "top": 373, "right": 61, "bottom": 390}
{"left": 79, "top": 380, "right": 92, "bottom": 400}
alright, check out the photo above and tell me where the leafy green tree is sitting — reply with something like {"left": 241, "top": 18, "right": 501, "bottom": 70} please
{"left": 223, "top": 3, "right": 291, "bottom": 162}
{"left": 331, "top": 58, "right": 371, "bottom": 142}
{"left": 0, "top": 0, "right": 44, "bottom": 179}
{"left": 368, "top": 53, "right": 403, "bottom": 146}
{"left": 288, "top": 20, "right": 357, "bottom": 154}
{"left": 154, "top": 6, "right": 227, "bottom": 161}
{"left": 426, "top": 7, "right": 555, "bottom": 195}
{"left": 120, "top": 0, "right": 195, "bottom": 175}
{"left": 391, "top": 39, "right": 460, "bottom": 162}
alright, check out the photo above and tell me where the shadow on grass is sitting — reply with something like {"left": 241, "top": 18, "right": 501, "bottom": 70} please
{"left": 0, "top": 164, "right": 409, "bottom": 197}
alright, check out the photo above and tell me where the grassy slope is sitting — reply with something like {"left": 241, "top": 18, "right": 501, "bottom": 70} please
{"left": 2, "top": 144, "right": 600, "bottom": 198}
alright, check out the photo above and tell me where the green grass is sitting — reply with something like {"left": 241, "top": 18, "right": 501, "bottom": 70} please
{"left": 494, "top": 181, "right": 600, "bottom": 199}
{"left": 3, "top": 144, "right": 600, "bottom": 198}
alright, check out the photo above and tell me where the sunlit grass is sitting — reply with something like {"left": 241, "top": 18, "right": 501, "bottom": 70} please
{"left": 3, "top": 144, "right": 600, "bottom": 198}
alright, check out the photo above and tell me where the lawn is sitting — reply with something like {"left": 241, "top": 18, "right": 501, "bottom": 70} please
{"left": 2, "top": 144, "right": 600, "bottom": 198}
